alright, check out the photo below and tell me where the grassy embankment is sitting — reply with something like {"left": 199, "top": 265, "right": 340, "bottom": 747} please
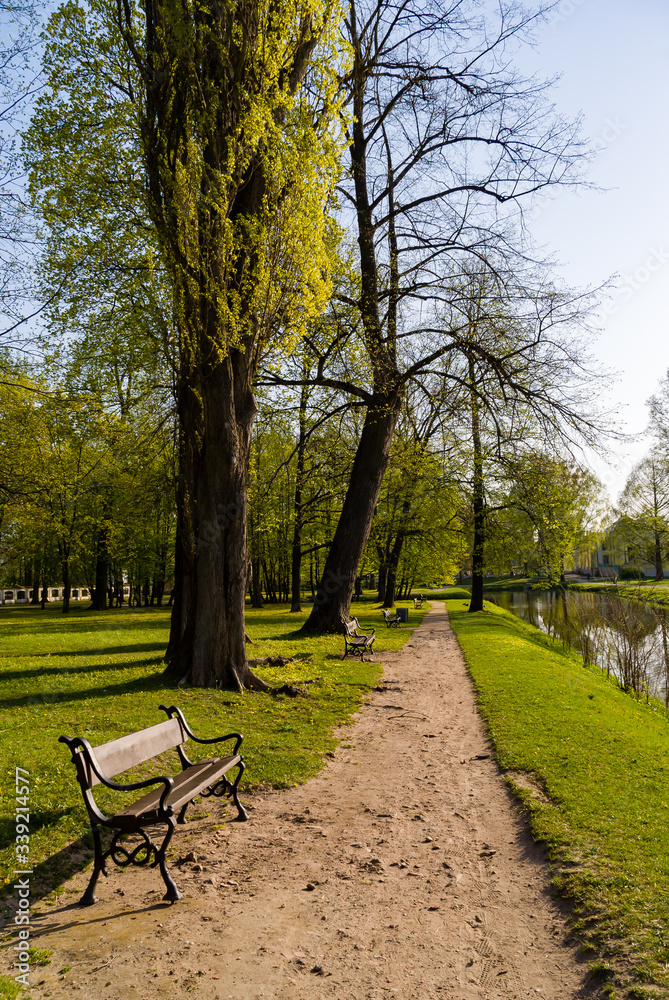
{"left": 0, "top": 599, "right": 424, "bottom": 899}
{"left": 448, "top": 596, "right": 669, "bottom": 999}
{"left": 434, "top": 574, "right": 669, "bottom": 610}
{"left": 567, "top": 580, "right": 669, "bottom": 610}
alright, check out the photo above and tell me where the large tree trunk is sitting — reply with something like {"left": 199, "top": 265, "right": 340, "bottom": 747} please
{"left": 300, "top": 392, "right": 401, "bottom": 633}
{"left": 165, "top": 354, "right": 261, "bottom": 690}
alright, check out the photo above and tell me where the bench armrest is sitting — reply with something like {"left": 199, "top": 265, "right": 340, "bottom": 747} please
{"left": 159, "top": 705, "right": 243, "bottom": 755}
{"left": 352, "top": 628, "right": 375, "bottom": 640}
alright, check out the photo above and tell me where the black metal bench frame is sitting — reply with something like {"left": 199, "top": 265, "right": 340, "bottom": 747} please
{"left": 382, "top": 608, "right": 401, "bottom": 627}
{"left": 341, "top": 617, "right": 376, "bottom": 661}
{"left": 59, "top": 704, "right": 247, "bottom": 906}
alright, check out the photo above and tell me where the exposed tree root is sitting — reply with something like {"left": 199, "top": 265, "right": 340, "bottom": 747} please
{"left": 247, "top": 655, "right": 296, "bottom": 668}
{"left": 271, "top": 683, "right": 308, "bottom": 698}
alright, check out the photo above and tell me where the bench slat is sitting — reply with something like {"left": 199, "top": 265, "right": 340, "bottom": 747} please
{"left": 89, "top": 718, "right": 185, "bottom": 786}
{"left": 110, "top": 755, "right": 240, "bottom": 828}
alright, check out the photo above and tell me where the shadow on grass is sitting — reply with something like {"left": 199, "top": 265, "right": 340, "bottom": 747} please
{"left": 0, "top": 810, "right": 77, "bottom": 852}
{"left": 7, "top": 641, "right": 168, "bottom": 659}
{"left": 0, "top": 653, "right": 166, "bottom": 683}
{"left": 0, "top": 606, "right": 171, "bottom": 637}
{"left": 255, "top": 631, "right": 305, "bottom": 642}
{"left": 0, "top": 672, "right": 172, "bottom": 711}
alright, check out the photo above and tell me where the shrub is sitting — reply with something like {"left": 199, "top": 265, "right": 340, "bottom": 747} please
{"left": 619, "top": 567, "right": 647, "bottom": 581}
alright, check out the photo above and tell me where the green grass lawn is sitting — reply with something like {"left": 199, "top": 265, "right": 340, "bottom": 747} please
{"left": 448, "top": 598, "right": 669, "bottom": 999}
{"left": 0, "top": 599, "right": 424, "bottom": 900}
{"left": 428, "top": 585, "right": 472, "bottom": 600}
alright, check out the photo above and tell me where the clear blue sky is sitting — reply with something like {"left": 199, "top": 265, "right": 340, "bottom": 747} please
{"left": 513, "top": 0, "right": 669, "bottom": 504}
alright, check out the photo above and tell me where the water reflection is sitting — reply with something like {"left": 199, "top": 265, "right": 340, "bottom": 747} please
{"left": 485, "top": 588, "right": 669, "bottom": 704}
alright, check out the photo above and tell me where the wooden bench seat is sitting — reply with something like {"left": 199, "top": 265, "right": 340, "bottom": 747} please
{"left": 59, "top": 705, "right": 247, "bottom": 905}
{"left": 110, "top": 755, "right": 240, "bottom": 829}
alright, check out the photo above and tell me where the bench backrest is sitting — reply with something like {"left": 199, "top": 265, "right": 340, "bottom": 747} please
{"left": 343, "top": 618, "right": 360, "bottom": 636}
{"left": 83, "top": 718, "right": 186, "bottom": 787}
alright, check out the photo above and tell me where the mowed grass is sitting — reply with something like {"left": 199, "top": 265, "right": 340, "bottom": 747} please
{"left": 0, "top": 599, "right": 424, "bottom": 897}
{"left": 448, "top": 599, "right": 669, "bottom": 998}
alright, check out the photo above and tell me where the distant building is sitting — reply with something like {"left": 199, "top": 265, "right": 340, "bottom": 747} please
{"left": 0, "top": 586, "right": 92, "bottom": 604}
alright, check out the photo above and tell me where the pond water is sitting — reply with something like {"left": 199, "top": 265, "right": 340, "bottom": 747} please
{"left": 484, "top": 587, "right": 669, "bottom": 704}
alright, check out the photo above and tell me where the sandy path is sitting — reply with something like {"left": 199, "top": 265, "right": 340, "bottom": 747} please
{"left": 18, "top": 603, "right": 599, "bottom": 1000}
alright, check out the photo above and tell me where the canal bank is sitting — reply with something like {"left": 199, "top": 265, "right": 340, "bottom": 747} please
{"left": 486, "top": 587, "right": 669, "bottom": 705}
{"left": 447, "top": 597, "right": 669, "bottom": 998}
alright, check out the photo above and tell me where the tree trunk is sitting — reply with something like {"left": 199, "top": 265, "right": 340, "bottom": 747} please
{"left": 90, "top": 526, "right": 108, "bottom": 610}
{"left": 377, "top": 561, "right": 387, "bottom": 602}
{"left": 250, "top": 557, "right": 263, "bottom": 608}
{"left": 654, "top": 529, "right": 664, "bottom": 582}
{"left": 469, "top": 359, "right": 485, "bottom": 614}
{"left": 62, "top": 559, "right": 71, "bottom": 614}
{"left": 31, "top": 570, "right": 40, "bottom": 605}
{"left": 383, "top": 540, "right": 401, "bottom": 608}
{"left": 165, "top": 353, "right": 261, "bottom": 690}
{"left": 383, "top": 501, "right": 411, "bottom": 607}
{"left": 300, "top": 392, "right": 401, "bottom": 633}
{"left": 290, "top": 381, "right": 309, "bottom": 612}
{"left": 290, "top": 527, "right": 303, "bottom": 612}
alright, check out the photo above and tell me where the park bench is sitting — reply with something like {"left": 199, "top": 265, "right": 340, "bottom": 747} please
{"left": 59, "top": 704, "right": 247, "bottom": 906}
{"left": 341, "top": 617, "right": 376, "bottom": 661}
{"left": 382, "top": 608, "right": 401, "bottom": 627}
{"left": 413, "top": 595, "right": 424, "bottom": 609}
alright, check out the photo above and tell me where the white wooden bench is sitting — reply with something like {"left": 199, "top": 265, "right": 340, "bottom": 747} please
{"left": 59, "top": 705, "right": 247, "bottom": 905}
{"left": 341, "top": 618, "right": 376, "bottom": 661}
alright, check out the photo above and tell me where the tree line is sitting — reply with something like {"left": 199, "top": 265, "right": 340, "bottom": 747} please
{"left": 0, "top": 0, "right": 611, "bottom": 688}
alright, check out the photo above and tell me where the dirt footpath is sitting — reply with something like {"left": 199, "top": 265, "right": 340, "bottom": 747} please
{"left": 20, "top": 603, "right": 599, "bottom": 1000}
